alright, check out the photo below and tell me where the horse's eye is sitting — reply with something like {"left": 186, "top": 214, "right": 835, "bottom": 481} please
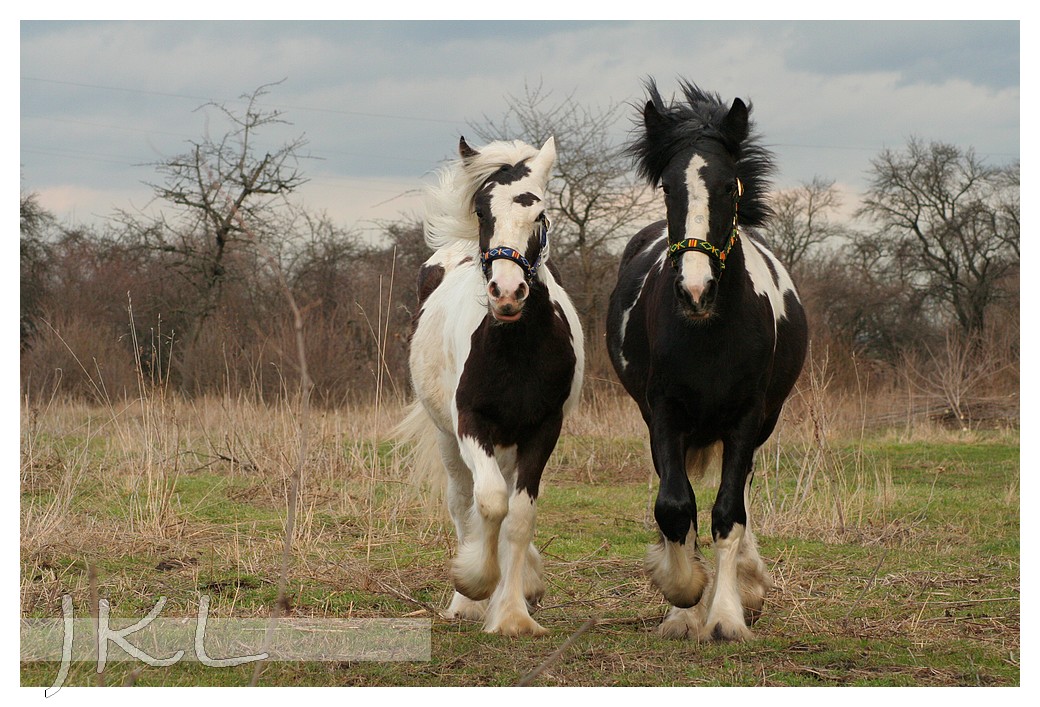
{"left": 475, "top": 208, "right": 485, "bottom": 220}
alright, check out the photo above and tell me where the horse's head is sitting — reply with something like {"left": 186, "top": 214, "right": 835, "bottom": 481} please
{"left": 631, "top": 80, "right": 774, "bottom": 320}
{"left": 461, "top": 136, "right": 556, "bottom": 323}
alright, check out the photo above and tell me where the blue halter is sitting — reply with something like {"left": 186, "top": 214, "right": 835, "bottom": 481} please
{"left": 480, "top": 219, "right": 550, "bottom": 283}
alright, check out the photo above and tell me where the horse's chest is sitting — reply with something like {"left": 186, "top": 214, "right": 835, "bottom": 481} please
{"left": 649, "top": 337, "right": 766, "bottom": 423}
{"left": 456, "top": 324, "right": 575, "bottom": 427}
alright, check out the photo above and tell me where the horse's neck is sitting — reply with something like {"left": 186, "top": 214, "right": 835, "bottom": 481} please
{"left": 717, "top": 242, "right": 749, "bottom": 309}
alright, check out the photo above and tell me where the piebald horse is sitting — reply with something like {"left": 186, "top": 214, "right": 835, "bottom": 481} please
{"left": 607, "top": 80, "right": 808, "bottom": 641}
{"left": 400, "top": 136, "right": 584, "bottom": 635}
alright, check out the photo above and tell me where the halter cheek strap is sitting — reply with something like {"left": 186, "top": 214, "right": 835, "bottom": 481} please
{"left": 480, "top": 219, "right": 550, "bottom": 283}
{"left": 667, "top": 177, "right": 743, "bottom": 271}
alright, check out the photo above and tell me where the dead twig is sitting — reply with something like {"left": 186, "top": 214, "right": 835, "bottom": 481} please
{"left": 517, "top": 617, "right": 598, "bottom": 686}
{"left": 842, "top": 550, "right": 888, "bottom": 622}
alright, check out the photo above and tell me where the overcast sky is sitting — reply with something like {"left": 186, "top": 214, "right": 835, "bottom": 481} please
{"left": 19, "top": 19, "right": 1021, "bottom": 238}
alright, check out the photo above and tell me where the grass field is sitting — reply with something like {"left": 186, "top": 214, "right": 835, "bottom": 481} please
{"left": 20, "top": 389, "right": 1020, "bottom": 687}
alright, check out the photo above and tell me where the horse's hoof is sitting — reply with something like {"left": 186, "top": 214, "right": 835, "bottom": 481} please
{"left": 740, "top": 584, "right": 767, "bottom": 625}
{"left": 524, "top": 580, "right": 546, "bottom": 609}
{"left": 658, "top": 605, "right": 705, "bottom": 640}
{"left": 444, "top": 592, "right": 487, "bottom": 621}
{"left": 486, "top": 613, "right": 548, "bottom": 637}
{"left": 701, "top": 619, "right": 752, "bottom": 642}
{"left": 658, "top": 617, "right": 695, "bottom": 640}
{"left": 743, "top": 605, "right": 763, "bottom": 626}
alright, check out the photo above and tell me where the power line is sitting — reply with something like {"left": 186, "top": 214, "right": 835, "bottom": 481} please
{"left": 22, "top": 113, "right": 436, "bottom": 168}
{"left": 21, "top": 76, "right": 463, "bottom": 125}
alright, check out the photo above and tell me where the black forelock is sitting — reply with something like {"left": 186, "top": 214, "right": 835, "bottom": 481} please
{"left": 626, "top": 78, "right": 776, "bottom": 227}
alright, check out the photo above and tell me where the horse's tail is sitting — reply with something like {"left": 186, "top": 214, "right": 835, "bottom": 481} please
{"left": 391, "top": 400, "right": 446, "bottom": 507}
{"left": 685, "top": 441, "right": 722, "bottom": 481}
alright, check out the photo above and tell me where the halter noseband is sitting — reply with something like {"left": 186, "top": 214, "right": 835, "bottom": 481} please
{"left": 480, "top": 218, "right": 550, "bottom": 283}
{"left": 667, "top": 177, "right": 743, "bottom": 271}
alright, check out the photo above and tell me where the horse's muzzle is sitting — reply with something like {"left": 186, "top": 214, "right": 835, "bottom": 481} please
{"left": 490, "top": 302, "right": 524, "bottom": 322}
{"left": 488, "top": 279, "right": 529, "bottom": 323}
{"left": 675, "top": 277, "right": 716, "bottom": 320}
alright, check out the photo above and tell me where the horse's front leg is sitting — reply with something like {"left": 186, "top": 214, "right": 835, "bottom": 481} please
{"left": 646, "top": 401, "right": 711, "bottom": 633}
{"left": 734, "top": 480, "right": 774, "bottom": 626}
{"left": 484, "top": 414, "right": 561, "bottom": 636}
{"left": 438, "top": 431, "right": 488, "bottom": 621}
{"left": 702, "top": 417, "right": 763, "bottom": 642}
{"left": 453, "top": 430, "right": 508, "bottom": 603}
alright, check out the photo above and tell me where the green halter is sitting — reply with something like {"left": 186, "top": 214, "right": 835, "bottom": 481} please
{"left": 667, "top": 230, "right": 738, "bottom": 269}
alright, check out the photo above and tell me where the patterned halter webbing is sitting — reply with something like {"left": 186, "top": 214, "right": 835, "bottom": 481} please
{"left": 667, "top": 177, "right": 743, "bottom": 271}
{"left": 480, "top": 218, "right": 550, "bottom": 283}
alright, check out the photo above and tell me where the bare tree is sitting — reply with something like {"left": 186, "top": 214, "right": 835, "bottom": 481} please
{"left": 469, "top": 82, "right": 657, "bottom": 352}
{"left": 762, "top": 176, "right": 848, "bottom": 275}
{"left": 857, "top": 137, "right": 1019, "bottom": 336}
{"left": 20, "top": 192, "right": 55, "bottom": 346}
{"left": 123, "top": 82, "right": 310, "bottom": 343}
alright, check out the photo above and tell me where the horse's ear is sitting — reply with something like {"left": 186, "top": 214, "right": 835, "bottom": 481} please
{"left": 459, "top": 136, "right": 479, "bottom": 162}
{"left": 529, "top": 136, "right": 557, "bottom": 184}
{"left": 721, "top": 98, "right": 749, "bottom": 145}
{"left": 643, "top": 99, "right": 668, "bottom": 138}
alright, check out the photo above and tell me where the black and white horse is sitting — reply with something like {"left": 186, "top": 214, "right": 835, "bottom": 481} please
{"left": 607, "top": 80, "right": 807, "bottom": 641}
{"left": 400, "top": 136, "right": 584, "bottom": 635}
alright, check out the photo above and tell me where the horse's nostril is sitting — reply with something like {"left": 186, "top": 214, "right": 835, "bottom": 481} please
{"left": 674, "top": 279, "right": 691, "bottom": 304}
{"left": 488, "top": 281, "right": 501, "bottom": 299}
{"left": 674, "top": 277, "right": 715, "bottom": 312}
{"left": 516, "top": 282, "right": 529, "bottom": 302}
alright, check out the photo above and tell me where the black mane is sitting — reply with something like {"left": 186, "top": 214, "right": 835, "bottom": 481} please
{"left": 628, "top": 78, "right": 775, "bottom": 227}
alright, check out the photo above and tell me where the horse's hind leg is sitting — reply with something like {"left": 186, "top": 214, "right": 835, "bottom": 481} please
{"left": 523, "top": 539, "right": 546, "bottom": 607}
{"left": 439, "top": 433, "right": 488, "bottom": 620}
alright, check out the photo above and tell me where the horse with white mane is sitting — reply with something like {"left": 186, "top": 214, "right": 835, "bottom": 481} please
{"left": 399, "top": 136, "right": 585, "bottom": 635}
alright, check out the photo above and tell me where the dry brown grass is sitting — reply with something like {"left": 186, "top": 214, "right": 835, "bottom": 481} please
{"left": 20, "top": 361, "right": 1019, "bottom": 686}
{"left": 20, "top": 387, "right": 428, "bottom": 618}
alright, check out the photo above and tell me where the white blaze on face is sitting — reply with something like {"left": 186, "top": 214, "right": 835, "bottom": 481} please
{"left": 679, "top": 155, "right": 714, "bottom": 301}
{"left": 483, "top": 136, "right": 556, "bottom": 317}
{"left": 487, "top": 186, "right": 534, "bottom": 300}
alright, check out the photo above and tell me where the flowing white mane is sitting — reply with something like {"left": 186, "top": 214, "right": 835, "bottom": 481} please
{"left": 423, "top": 140, "right": 541, "bottom": 251}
